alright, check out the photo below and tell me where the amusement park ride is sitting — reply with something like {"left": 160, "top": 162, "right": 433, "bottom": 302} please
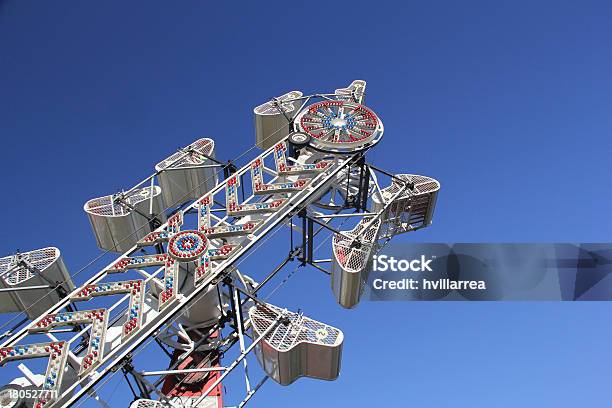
{"left": 0, "top": 81, "right": 440, "bottom": 408}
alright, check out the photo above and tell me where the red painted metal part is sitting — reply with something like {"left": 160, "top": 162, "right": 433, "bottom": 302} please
{"left": 161, "top": 330, "right": 223, "bottom": 407}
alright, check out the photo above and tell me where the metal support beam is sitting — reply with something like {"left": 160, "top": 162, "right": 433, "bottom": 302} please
{"left": 5, "top": 138, "right": 359, "bottom": 408}
{"left": 357, "top": 157, "right": 370, "bottom": 212}
{"left": 238, "top": 376, "right": 269, "bottom": 408}
{"left": 0, "top": 285, "right": 52, "bottom": 293}
{"left": 192, "top": 312, "right": 287, "bottom": 406}
{"left": 253, "top": 248, "right": 300, "bottom": 296}
{"left": 314, "top": 212, "right": 378, "bottom": 219}
{"left": 307, "top": 216, "right": 314, "bottom": 264}
{"left": 121, "top": 357, "right": 152, "bottom": 400}
{"left": 140, "top": 367, "right": 227, "bottom": 377}
{"left": 300, "top": 210, "right": 307, "bottom": 265}
{"left": 232, "top": 287, "right": 252, "bottom": 393}
{"left": 304, "top": 214, "right": 344, "bottom": 235}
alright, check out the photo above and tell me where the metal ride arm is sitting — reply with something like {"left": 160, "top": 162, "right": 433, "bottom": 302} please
{"left": 0, "top": 80, "right": 440, "bottom": 408}
{"left": 0, "top": 143, "right": 358, "bottom": 407}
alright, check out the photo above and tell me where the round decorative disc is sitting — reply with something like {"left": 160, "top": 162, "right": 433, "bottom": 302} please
{"left": 297, "top": 100, "right": 381, "bottom": 149}
{"left": 168, "top": 230, "right": 208, "bottom": 262}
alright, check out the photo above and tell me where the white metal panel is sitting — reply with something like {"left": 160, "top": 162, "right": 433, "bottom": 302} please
{"left": 249, "top": 304, "right": 343, "bottom": 386}
{"left": 155, "top": 138, "right": 219, "bottom": 208}
{"left": 373, "top": 174, "right": 440, "bottom": 237}
{"left": 334, "top": 79, "right": 367, "bottom": 103}
{"left": 331, "top": 217, "right": 381, "bottom": 309}
{"left": 0, "top": 247, "right": 74, "bottom": 319}
{"left": 84, "top": 186, "right": 166, "bottom": 253}
{"left": 254, "top": 91, "right": 302, "bottom": 150}
{"left": 129, "top": 399, "right": 163, "bottom": 408}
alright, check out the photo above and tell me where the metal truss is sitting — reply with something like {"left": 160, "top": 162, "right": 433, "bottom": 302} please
{"left": 0, "top": 81, "right": 440, "bottom": 408}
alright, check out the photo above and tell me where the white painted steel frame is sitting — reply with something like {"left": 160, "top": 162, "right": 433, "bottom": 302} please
{"left": 0, "top": 82, "right": 440, "bottom": 408}
{"left": 1, "top": 138, "right": 359, "bottom": 408}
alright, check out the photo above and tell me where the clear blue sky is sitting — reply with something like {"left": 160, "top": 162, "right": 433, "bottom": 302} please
{"left": 1, "top": 1, "right": 612, "bottom": 407}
